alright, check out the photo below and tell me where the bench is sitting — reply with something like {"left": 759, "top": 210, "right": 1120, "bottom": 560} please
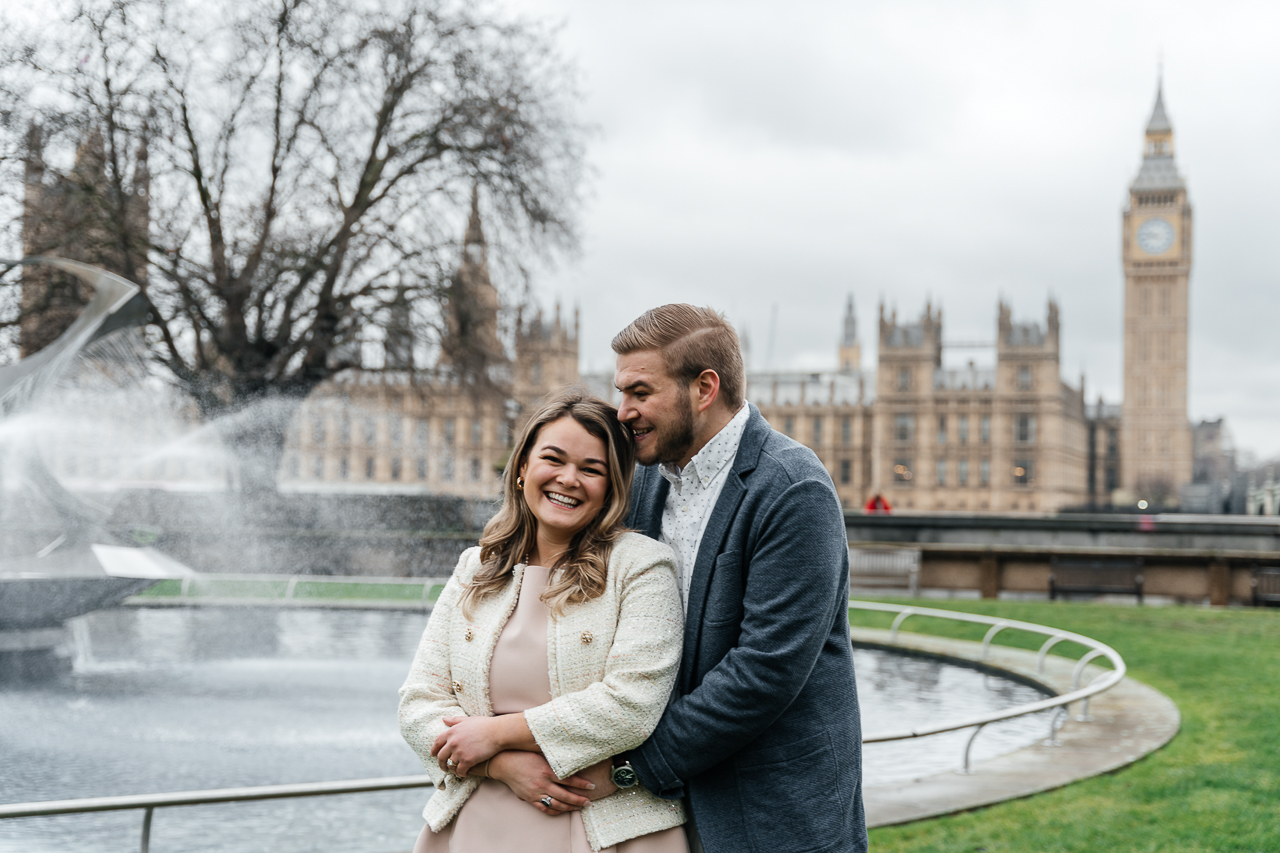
{"left": 849, "top": 547, "right": 920, "bottom": 596}
{"left": 1049, "top": 557, "right": 1144, "bottom": 604}
{"left": 1252, "top": 567, "right": 1280, "bottom": 607}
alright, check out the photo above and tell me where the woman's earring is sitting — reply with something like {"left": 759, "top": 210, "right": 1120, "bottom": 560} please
{"left": 516, "top": 477, "right": 525, "bottom": 491}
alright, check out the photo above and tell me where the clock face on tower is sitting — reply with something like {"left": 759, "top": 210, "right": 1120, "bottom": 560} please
{"left": 1136, "top": 217, "right": 1175, "bottom": 255}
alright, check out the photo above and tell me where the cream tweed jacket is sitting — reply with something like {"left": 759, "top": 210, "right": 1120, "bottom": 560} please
{"left": 398, "top": 532, "right": 686, "bottom": 851}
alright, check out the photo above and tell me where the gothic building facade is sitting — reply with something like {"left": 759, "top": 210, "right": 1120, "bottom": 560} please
{"left": 589, "top": 83, "right": 1198, "bottom": 514}
{"left": 22, "top": 85, "right": 1209, "bottom": 511}
{"left": 278, "top": 191, "right": 580, "bottom": 498}
{"left": 738, "top": 298, "right": 1091, "bottom": 513}
{"left": 743, "top": 82, "right": 1198, "bottom": 513}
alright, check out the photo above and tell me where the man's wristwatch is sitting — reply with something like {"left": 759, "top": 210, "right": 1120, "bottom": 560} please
{"left": 610, "top": 758, "right": 639, "bottom": 789}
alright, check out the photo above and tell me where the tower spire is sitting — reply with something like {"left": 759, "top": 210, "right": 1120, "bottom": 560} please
{"left": 464, "top": 183, "right": 485, "bottom": 249}
{"left": 1132, "top": 77, "right": 1181, "bottom": 190}
{"left": 1146, "top": 79, "right": 1171, "bottom": 135}
{"left": 840, "top": 293, "right": 858, "bottom": 346}
{"left": 837, "top": 293, "right": 861, "bottom": 374}
{"left": 440, "top": 184, "right": 502, "bottom": 376}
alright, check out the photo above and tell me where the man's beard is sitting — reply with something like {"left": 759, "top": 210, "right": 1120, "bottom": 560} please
{"left": 642, "top": 393, "right": 697, "bottom": 467}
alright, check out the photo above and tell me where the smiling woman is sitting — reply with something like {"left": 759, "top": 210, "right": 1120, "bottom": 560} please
{"left": 460, "top": 391, "right": 637, "bottom": 615}
{"left": 398, "top": 390, "right": 691, "bottom": 853}
{"left": 518, "top": 418, "right": 610, "bottom": 566}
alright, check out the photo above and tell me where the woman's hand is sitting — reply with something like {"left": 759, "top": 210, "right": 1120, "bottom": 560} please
{"left": 574, "top": 759, "right": 619, "bottom": 801}
{"left": 487, "top": 751, "right": 595, "bottom": 816}
{"left": 431, "top": 716, "right": 505, "bottom": 777}
{"left": 432, "top": 712, "right": 542, "bottom": 777}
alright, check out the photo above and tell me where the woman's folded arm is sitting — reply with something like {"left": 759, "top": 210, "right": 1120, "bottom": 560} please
{"left": 524, "top": 551, "right": 683, "bottom": 779}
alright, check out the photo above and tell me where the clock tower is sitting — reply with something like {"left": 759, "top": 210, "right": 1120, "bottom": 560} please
{"left": 1120, "top": 81, "right": 1193, "bottom": 504}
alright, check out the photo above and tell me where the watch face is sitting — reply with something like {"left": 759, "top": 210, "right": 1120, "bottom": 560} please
{"left": 1136, "top": 217, "right": 1175, "bottom": 255}
{"left": 611, "top": 764, "right": 639, "bottom": 788}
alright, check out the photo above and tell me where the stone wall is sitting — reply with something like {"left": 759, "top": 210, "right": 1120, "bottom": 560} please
{"left": 105, "top": 490, "right": 497, "bottom": 576}
{"left": 847, "top": 511, "right": 1280, "bottom": 604}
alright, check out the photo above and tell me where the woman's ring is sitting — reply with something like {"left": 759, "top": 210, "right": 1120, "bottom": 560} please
{"left": 446, "top": 758, "right": 456, "bottom": 769}
{"left": 540, "top": 796, "right": 553, "bottom": 808}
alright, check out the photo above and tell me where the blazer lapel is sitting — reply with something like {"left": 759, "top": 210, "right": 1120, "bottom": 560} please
{"left": 679, "top": 471, "right": 745, "bottom": 691}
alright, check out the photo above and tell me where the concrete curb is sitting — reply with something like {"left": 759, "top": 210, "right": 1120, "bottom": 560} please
{"left": 852, "top": 627, "right": 1180, "bottom": 827}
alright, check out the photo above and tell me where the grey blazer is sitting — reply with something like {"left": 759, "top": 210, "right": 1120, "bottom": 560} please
{"left": 624, "top": 404, "right": 867, "bottom": 853}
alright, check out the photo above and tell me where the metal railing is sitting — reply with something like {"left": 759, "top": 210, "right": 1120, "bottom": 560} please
{"left": 0, "top": 776, "right": 433, "bottom": 853}
{"left": 1, "top": 599, "right": 1126, "bottom": 851}
{"left": 853, "top": 600, "right": 1127, "bottom": 772}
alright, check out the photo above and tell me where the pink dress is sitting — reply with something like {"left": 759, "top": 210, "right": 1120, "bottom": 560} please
{"left": 414, "top": 565, "right": 688, "bottom": 853}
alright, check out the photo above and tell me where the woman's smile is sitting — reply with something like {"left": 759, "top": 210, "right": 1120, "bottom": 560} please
{"left": 544, "top": 491, "right": 582, "bottom": 509}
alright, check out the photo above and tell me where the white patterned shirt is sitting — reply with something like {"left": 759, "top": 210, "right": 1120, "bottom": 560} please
{"left": 658, "top": 403, "right": 750, "bottom": 612}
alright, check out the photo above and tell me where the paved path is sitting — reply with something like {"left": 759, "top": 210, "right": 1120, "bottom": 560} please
{"left": 852, "top": 627, "right": 1180, "bottom": 827}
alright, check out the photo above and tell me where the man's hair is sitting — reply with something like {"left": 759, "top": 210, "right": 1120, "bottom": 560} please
{"left": 611, "top": 304, "right": 744, "bottom": 410}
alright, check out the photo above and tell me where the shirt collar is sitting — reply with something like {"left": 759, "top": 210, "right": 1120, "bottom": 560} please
{"left": 658, "top": 403, "right": 749, "bottom": 492}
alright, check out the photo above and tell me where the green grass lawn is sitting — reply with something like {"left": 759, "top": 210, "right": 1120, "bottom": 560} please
{"left": 853, "top": 598, "right": 1280, "bottom": 853}
{"left": 290, "top": 581, "right": 426, "bottom": 601}
{"left": 136, "top": 577, "right": 446, "bottom": 602}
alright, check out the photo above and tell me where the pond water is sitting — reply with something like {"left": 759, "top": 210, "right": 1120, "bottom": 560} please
{"left": 0, "top": 607, "right": 1054, "bottom": 853}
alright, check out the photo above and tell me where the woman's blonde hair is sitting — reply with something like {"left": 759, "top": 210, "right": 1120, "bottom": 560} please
{"left": 461, "top": 389, "right": 635, "bottom": 616}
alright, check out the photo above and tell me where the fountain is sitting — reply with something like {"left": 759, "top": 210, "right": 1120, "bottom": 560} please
{"left": 0, "top": 258, "right": 195, "bottom": 676}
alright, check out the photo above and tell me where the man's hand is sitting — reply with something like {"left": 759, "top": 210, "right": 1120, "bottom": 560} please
{"left": 487, "top": 751, "right": 595, "bottom": 816}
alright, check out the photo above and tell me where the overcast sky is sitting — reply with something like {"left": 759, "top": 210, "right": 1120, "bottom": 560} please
{"left": 500, "top": 0, "right": 1280, "bottom": 461}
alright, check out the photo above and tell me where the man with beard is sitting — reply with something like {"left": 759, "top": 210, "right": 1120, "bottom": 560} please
{"left": 608, "top": 304, "right": 867, "bottom": 853}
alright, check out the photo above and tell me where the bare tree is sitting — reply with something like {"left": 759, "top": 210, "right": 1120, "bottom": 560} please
{"left": 0, "top": 0, "right": 585, "bottom": 490}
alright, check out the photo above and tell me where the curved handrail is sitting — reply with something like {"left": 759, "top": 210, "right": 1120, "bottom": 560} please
{"left": 0, "top": 776, "right": 432, "bottom": 819}
{"left": 1036, "top": 633, "right": 1071, "bottom": 672}
{"left": 851, "top": 600, "right": 1126, "bottom": 744}
{"left": 0, "top": 776, "right": 434, "bottom": 853}
{"left": 980, "top": 620, "right": 1010, "bottom": 660}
